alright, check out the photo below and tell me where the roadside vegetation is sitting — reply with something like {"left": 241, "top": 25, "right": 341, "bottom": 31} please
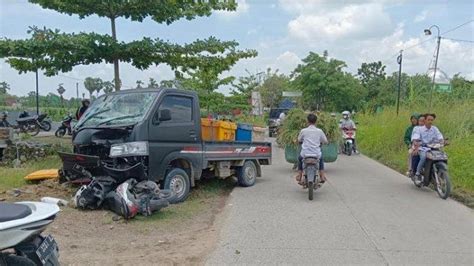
{"left": 357, "top": 100, "right": 474, "bottom": 207}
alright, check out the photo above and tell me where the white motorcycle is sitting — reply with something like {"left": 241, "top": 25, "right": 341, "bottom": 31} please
{"left": 0, "top": 202, "right": 60, "bottom": 265}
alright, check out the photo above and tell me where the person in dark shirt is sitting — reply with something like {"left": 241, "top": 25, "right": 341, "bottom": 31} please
{"left": 404, "top": 113, "right": 419, "bottom": 147}
{"left": 76, "top": 99, "right": 90, "bottom": 120}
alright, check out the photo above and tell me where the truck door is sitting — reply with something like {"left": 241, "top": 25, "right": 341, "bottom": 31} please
{"left": 148, "top": 93, "right": 202, "bottom": 181}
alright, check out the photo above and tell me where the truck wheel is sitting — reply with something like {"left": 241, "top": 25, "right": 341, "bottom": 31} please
{"left": 237, "top": 161, "right": 257, "bottom": 187}
{"left": 164, "top": 168, "right": 190, "bottom": 204}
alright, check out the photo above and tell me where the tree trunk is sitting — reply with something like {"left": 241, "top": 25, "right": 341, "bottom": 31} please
{"left": 111, "top": 17, "right": 120, "bottom": 91}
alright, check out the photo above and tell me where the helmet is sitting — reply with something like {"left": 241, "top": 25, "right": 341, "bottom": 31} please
{"left": 342, "top": 111, "right": 350, "bottom": 115}
{"left": 82, "top": 99, "right": 90, "bottom": 104}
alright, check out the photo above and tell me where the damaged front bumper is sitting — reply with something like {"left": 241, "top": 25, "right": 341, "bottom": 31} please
{"left": 58, "top": 152, "right": 148, "bottom": 183}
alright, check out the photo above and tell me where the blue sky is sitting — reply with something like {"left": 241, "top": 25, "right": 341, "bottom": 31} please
{"left": 1, "top": 0, "right": 473, "bottom": 98}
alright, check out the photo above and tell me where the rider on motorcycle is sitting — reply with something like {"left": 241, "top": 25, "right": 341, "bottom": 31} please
{"left": 411, "top": 113, "right": 444, "bottom": 180}
{"left": 295, "top": 113, "right": 328, "bottom": 186}
{"left": 0, "top": 112, "right": 10, "bottom": 128}
{"left": 339, "top": 111, "right": 358, "bottom": 153}
{"left": 76, "top": 99, "right": 90, "bottom": 120}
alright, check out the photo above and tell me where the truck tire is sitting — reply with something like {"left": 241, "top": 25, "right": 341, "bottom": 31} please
{"left": 237, "top": 161, "right": 257, "bottom": 187}
{"left": 164, "top": 168, "right": 190, "bottom": 204}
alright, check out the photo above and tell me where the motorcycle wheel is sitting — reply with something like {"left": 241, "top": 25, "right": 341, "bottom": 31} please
{"left": 308, "top": 181, "right": 314, "bottom": 201}
{"left": 346, "top": 143, "right": 352, "bottom": 156}
{"left": 40, "top": 121, "right": 52, "bottom": 131}
{"left": 28, "top": 124, "right": 40, "bottom": 136}
{"left": 435, "top": 163, "right": 451, "bottom": 199}
{"left": 55, "top": 128, "right": 66, "bottom": 138}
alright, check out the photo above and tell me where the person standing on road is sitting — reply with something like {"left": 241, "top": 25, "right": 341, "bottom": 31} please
{"left": 295, "top": 113, "right": 328, "bottom": 186}
{"left": 76, "top": 99, "right": 90, "bottom": 120}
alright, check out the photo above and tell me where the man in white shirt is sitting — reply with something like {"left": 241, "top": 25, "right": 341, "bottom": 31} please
{"left": 295, "top": 113, "right": 328, "bottom": 185}
{"left": 411, "top": 113, "right": 444, "bottom": 179}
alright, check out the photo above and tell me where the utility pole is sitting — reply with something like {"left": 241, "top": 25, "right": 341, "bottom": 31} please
{"left": 396, "top": 50, "right": 403, "bottom": 116}
{"left": 35, "top": 67, "right": 39, "bottom": 115}
{"left": 76, "top": 82, "right": 79, "bottom": 99}
{"left": 424, "top": 25, "right": 441, "bottom": 111}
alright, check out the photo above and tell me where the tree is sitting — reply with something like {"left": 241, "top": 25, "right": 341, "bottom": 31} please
{"left": 57, "top": 83, "right": 66, "bottom": 105}
{"left": 103, "top": 81, "right": 114, "bottom": 94}
{"left": 292, "top": 52, "right": 366, "bottom": 111}
{"left": 84, "top": 77, "right": 103, "bottom": 99}
{"left": 258, "top": 69, "right": 289, "bottom": 108}
{"left": 232, "top": 70, "right": 262, "bottom": 99}
{"left": 147, "top": 78, "right": 159, "bottom": 89}
{"left": 357, "top": 61, "right": 387, "bottom": 102}
{"left": 14, "top": 0, "right": 237, "bottom": 91}
{"left": 135, "top": 80, "right": 144, "bottom": 90}
{"left": 0, "top": 81, "right": 10, "bottom": 94}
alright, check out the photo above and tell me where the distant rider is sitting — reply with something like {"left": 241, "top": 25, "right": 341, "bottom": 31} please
{"left": 295, "top": 113, "right": 328, "bottom": 186}
{"left": 339, "top": 111, "right": 358, "bottom": 153}
{"left": 411, "top": 113, "right": 444, "bottom": 181}
{"left": 0, "top": 112, "right": 11, "bottom": 128}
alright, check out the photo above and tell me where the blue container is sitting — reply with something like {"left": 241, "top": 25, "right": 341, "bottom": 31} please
{"left": 236, "top": 123, "right": 252, "bottom": 142}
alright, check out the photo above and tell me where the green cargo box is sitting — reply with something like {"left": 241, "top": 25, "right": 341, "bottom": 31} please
{"left": 284, "top": 143, "right": 338, "bottom": 164}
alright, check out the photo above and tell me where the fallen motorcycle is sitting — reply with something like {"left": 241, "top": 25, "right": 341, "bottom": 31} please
{"left": 0, "top": 201, "right": 60, "bottom": 265}
{"left": 16, "top": 116, "right": 40, "bottom": 137}
{"left": 37, "top": 113, "right": 52, "bottom": 132}
{"left": 411, "top": 143, "right": 451, "bottom": 199}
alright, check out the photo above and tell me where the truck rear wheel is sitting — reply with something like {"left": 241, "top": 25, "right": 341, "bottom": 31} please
{"left": 237, "top": 161, "right": 257, "bottom": 187}
{"left": 164, "top": 168, "right": 190, "bottom": 204}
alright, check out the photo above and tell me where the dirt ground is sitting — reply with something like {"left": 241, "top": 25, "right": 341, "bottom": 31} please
{"left": 1, "top": 180, "right": 231, "bottom": 265}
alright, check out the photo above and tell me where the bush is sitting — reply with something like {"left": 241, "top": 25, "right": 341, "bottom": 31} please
{"left": 357, "top": 100, "right": 474, "bottom": 206}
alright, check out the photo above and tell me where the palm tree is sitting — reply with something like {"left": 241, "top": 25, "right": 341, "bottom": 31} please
{"left": 147, "top": 78, "right": 159, "bottom": 89}
{"left": 0, "top": 81, "right": 10, "bottom": 94}
{"left": 84, "top": 77, "right": 103, "bottom": 99}
{"left": 135, "top": 80, "right": 144, "bottom": 89}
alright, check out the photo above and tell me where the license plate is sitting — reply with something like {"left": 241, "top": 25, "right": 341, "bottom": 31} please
{"left": 36, "top": 235, "right": 58, "bottom": 265}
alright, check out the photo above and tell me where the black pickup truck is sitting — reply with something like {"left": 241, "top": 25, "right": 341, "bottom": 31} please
{"left": 59, "top": 88, "right": 272, "bottom": 203}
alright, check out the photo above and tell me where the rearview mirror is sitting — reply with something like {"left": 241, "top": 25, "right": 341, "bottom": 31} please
{"left": 159, "top": 109, "right": 171, "bottom": 122}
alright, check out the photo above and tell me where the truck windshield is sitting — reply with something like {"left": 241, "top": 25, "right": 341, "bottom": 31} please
{"left": 76, "top": 92, "right": 157, "bottom": 128}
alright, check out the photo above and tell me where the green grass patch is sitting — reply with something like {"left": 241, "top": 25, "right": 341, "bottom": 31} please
{"left": 358, "top": 101, "right": 474, "bottom": 207}
{"left": 0, "top": 156, "right": 62, "bottom": 192}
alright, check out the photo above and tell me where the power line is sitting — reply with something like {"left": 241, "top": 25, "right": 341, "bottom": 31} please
{"left": 442, "top": 19, "right": 474, "bottom": 35}
{"left": 442, "top": 37, "right": 474, "bottom": 43}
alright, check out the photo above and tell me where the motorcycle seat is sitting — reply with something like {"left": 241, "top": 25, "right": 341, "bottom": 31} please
{"left": 0, "top": 203, "right": 32, "bottom": 222}
{"left": 16, "top": 116, "right": 36, "bottom": 122}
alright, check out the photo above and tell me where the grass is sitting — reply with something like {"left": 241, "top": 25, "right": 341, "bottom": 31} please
{"left": 0, "top": 156, "right": 62, "bottom": 192}
{"left": 357, "top": 100, "right": 474, "bottom": 207}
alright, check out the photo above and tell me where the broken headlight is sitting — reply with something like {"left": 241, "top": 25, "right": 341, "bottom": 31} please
{"left": 110, "top": 141, "right": 149, "bottom": 158}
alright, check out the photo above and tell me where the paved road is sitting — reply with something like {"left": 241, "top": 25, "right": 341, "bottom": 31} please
{"left": 207, "top": 143, "right": 474, "bottom": 265}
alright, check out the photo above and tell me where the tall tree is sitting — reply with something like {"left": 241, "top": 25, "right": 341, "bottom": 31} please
{"left": 357, "top": 61, "right": 387, "bottom": 101}
{"left": 84, "top": 77, "right": 103, "bottom": 99}
{"left": 0, "top": 81, "right": 10, "bottom": 94}
{"left": 135, "top": 80, "right": 144, "bottom": 89}
{"left": 231, "top": 70, "right": 262, "bottom": 99}
{"left": 22, "top": 0, "right": 238, "bottom": 91}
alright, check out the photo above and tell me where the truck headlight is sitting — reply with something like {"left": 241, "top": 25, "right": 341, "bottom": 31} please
{"left": 110, "top": 141, "right": 149, "bottom": 158}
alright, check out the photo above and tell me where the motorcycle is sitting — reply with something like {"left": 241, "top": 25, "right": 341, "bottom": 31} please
{"left": 303, "top": 156, "right": 321, "bottom": 201}
{"left": 411, "top": 143, "right": 451, "bottom": 199}
{"left": 16, "top": 116, "right": 40, "bottom": 137}
{"left": 37, "top": 114, "right": 52, "bottom": 132}
{"left": 342, "top": 128, "right": 356, "bottom": 156}
{"left": 55, "top": 114, "right": 74, "bottom": 138}
{"left": 0, "top": 201, "right": 60, "bottom": 265}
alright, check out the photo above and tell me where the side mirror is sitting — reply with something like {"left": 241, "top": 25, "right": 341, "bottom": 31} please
{"left": 159, "top": 109, "right": 171, "bottom": 122}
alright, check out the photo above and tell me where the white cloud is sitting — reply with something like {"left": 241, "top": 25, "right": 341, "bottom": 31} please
{"left": 273, "top": 51, "right": 301, "bottom": 73}
{"left": 414, "top": 10, "right": 428, "bottom": 22}
{"left": 215, "top": 0, "right": 249, "bottom": 19}
{"left": 287, "top": 3, "right": 392, "bottom": 42}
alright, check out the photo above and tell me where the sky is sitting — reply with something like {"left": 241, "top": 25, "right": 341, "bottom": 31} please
{"left": 0, "top": 0, "right": 473, "bottom": 99}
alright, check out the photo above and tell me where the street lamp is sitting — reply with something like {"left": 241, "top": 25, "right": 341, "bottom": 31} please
{"left": 424, "top": 25, "right": 441, "bottom": 111}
